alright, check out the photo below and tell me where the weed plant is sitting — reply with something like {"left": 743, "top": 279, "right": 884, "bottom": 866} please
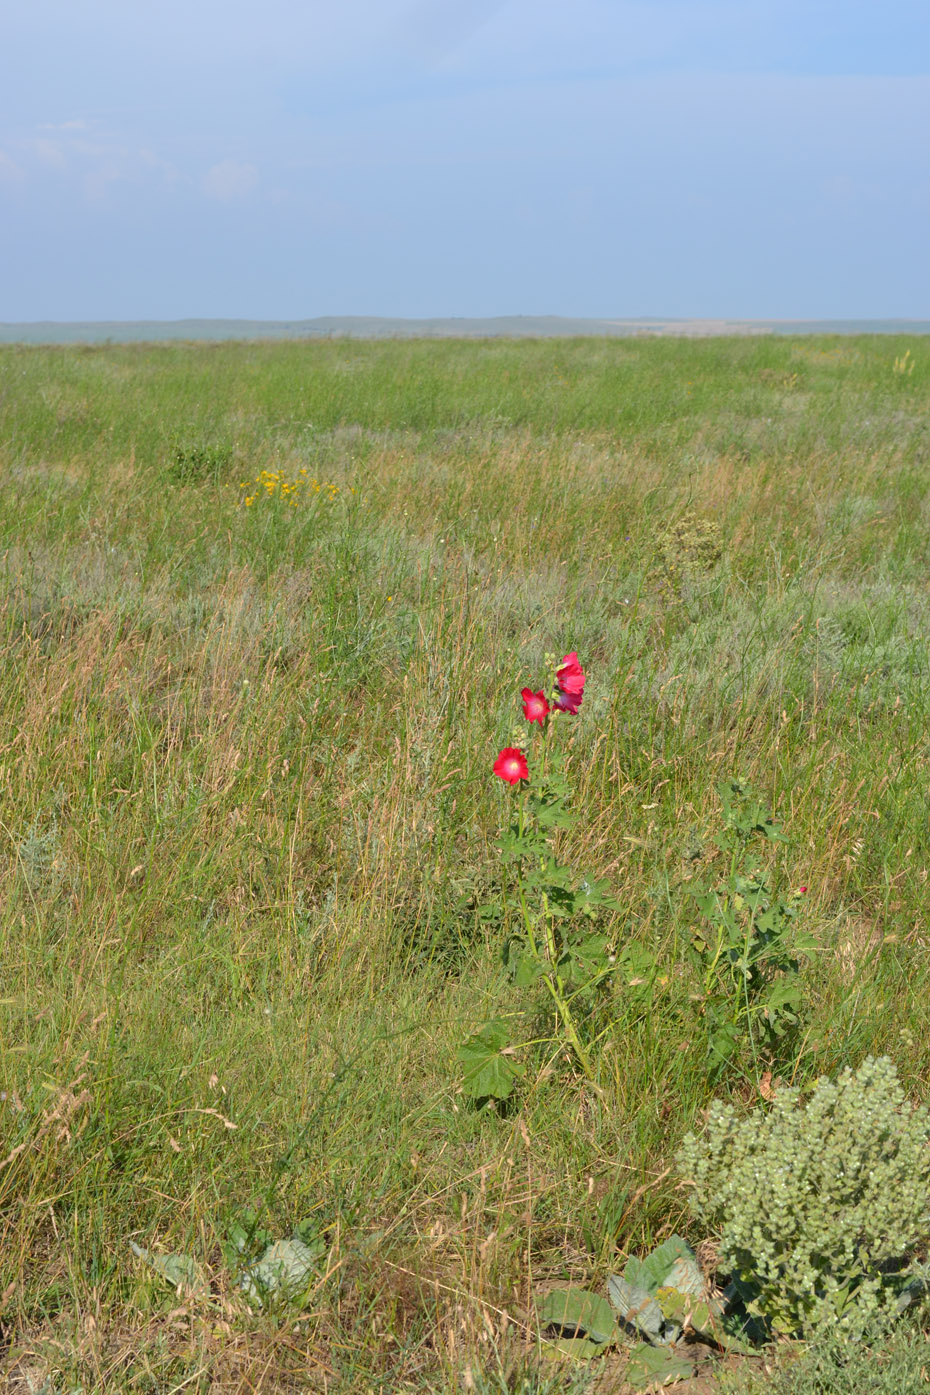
{"left": 0, "top": 334, "right": 929, "bottom": 1390}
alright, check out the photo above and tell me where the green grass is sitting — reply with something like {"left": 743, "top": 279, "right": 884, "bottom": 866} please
{"left": 0, "top": 334, "right": 929, "bottom": 1391}
{"left": 719, "top": 1330, "right": 930, "bottom": 1395}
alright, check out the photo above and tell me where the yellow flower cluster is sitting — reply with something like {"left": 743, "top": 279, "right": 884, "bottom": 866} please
{"left": 237, "top": 468, "right": 356, "bottom": 508}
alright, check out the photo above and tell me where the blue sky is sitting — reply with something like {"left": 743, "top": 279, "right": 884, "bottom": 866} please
{"left": 2, "top": 0, "right": 929, "bottom": 320}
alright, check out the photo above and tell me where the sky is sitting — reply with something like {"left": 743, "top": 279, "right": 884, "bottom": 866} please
{"left": 1, "top": 0, "right": 929, "bottom": 321}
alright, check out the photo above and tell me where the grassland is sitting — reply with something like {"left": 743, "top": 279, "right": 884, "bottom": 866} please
{"left": 0, "top": 334, "right": 929, "bottom": 1392}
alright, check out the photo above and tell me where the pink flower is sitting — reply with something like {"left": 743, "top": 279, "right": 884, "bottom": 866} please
{"left": 553, "top": 688, "right": 582, "bottom": 715}
{"left": 521, "top": 688, "right": 550, "bottom": 726}
{"left": 493, "top": 747, "right": 529, "bottom": 785}
{"left": 554, "top": 651, "right": 585, "bottom": 712}
{"left": 556, "top": 652, "right": 585, "bottom": 696}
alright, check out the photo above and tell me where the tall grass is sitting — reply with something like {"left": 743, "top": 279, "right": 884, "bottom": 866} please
{"left": 0, "top": 334, "right": 928, "bottom": 1390}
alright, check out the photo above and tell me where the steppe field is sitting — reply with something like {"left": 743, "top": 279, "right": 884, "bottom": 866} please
{"left": 2, "top": 334, "right": 930, "bottom": 1393}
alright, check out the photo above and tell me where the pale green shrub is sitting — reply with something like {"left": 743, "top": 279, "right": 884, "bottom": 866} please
{"left": 679, "top": 1057, "right": 930, "bottom": 1339}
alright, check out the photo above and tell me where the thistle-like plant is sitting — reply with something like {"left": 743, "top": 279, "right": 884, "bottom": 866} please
{"left": 537, "top": 1234, "right": 732, "bottom": 1387}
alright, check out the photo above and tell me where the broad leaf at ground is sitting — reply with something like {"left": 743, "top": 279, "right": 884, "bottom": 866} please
{"left": 537, "top": 1287, "right": 619, "bottom": 1346}
{"left": 607, "top": 1274, "right": 668, "bottom": 1341}
{"left": 540, "top": 1335, "right": 607, "bottom": 1361}
{"left": 625, "top": 1341, "right": 696, "bottom": 1389}
{"left": 129, "top": 1242, "right": 210, "bottom": 1297}
{"left": 624, "top": 1234, "right": 697, "bottom": 1297}
{"left": 240, "top": 1234, "right": 324, "bottom": 1304}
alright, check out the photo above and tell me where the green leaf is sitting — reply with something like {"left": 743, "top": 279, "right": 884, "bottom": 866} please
{"left": 792, "top": 926, "right": 819, "bottom": 954}
{"left": 560, "top": 933, "right": 613, "bottom": 985}
{"left": 502, "top": 937, "right": 544, "bottom": 986}
{"left": 718, "top": 778, "right": 783, "bottom": 844}
{"left": 543, "top": 889, "right": 576, "bottom": 919}
{"left": 293, "top": 1217, "right": 325, "bottom": 1249}
{"left": 572, "top": 875, "right": 622, "bottom": 915}
{"left": 512, "top": 951, "right": 545, "bottom": 987}
{"left": 533, "top": 798, "right": 576, "bottom": 830}
{"left": 537, "top": 858, "right": 577, "bottom": 890}
{"left": 530, "top": 769, "right": 572, "bottom": 796}
{"left": 627, "top": 1236, "right": 697, "bottom": 1295}
{"left": 607, "top": 1274, "right": 667, "bottom": 1340}
{"left": 537, "top": 1288, "right": 619, "bottom": 1346}
{"left": 129, "top": 1242, "right": 209, "bottom": 1297}
{"left": 540, "top": 1336, "right": 606, "bottom": 1362}
{"left": 708, "top": 1020, "right": 741, "bottom": 1068}
{"left": 457, "top": 1021, "right": 522, "bottom": 1100}
{"left": 626, "top": 1342, "right": 695, "bottom": 1390}
{"left": 656, "top": 1288, "right": 717, "bottom": 1336}
{"left": 498, "top": 831, "right": 545, "bottom": 861}
{"left": 240, "top": 1235, "right": 322, "bottom": 1305}
{"left": 692, "top": 891, "right": 720, "bottom": 919}
{"left": 761, "top": 976, "right": 802, "bottom": 1026}
{"left": 619, "top": 941, "right": 657, "bottom": 996}
{"left": 662, "top": 1253, "right": 707, "bottom": 1299}
{"left": 225, "top": 1210, "right": 274, "bottom": 1263}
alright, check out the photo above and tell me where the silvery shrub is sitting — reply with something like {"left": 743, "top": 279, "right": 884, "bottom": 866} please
{"left": 679, "top": 1057, "right": 930, "bottom": 1339}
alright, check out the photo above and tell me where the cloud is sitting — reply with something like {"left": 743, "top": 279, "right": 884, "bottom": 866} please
{"left": 203, "top": 160, "right": 258, "bottom": 200}
{"left": 33, "top": 138, "right": 67, "bottom": 168}
{"left": 0, "top": 149, "right": 24, "bottom": 184}
{"left": 83, "top": 162, "right": 123, "bottom": 204}
{"left": 38, "top": 119, "right": 90, "bottom": 132}
{"left": 4, "top": 123, "right": 181, "bottom": 201}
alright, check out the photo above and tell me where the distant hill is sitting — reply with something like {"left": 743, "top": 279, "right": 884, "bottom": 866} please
{"left": 2, "top": 315, "right": 929, "bottom": 345}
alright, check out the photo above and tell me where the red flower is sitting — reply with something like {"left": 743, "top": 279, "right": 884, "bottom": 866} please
{"left": 493, "top": 747, "right": 529, "bottom": 785}
{"left": 521, "top": 688, "right": 550, "bottom": 726}
{"left": 554, "top": 651, "right": 585, "bottom": 712}
{"left": 556, "top": 652, "right": 585, "bottom": 696}
{"left": 553, "top": 688, "right": 582, "bottom": 715}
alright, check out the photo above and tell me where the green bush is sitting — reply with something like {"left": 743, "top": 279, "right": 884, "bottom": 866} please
{"left": 678, "top": 1057, "right": 930, "bottom": 1339}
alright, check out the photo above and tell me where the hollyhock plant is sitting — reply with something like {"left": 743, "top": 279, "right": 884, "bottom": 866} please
{"left": 493, "top": 747, "right": 529, "bottom": 786}
{"left": 521, "top": 688, "right": 550, "bottom": 726}
{"left": 464, "top": 649, "right": 634, "bottom": 1099}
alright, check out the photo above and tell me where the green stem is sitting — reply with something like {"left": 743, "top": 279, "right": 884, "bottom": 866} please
{"left": 741, "top": 903, "right": 761, "bottom": 1081}
{"left": 540, "top": 888, "right": 594, "bottom": 1078}
{"left": 515, "top": 799, "right": 595, "bottom": 1080}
